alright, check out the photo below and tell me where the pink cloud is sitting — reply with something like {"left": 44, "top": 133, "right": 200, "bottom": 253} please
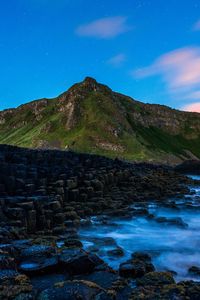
{"left": 182, "top": 102, "right": 200, "bottom": 113}
{"left": 193, "top": 20, "right": 200, "bottom": 31}
{"left": 75, "top": 16, "right": 131, "bottom": 39}
{"left": 133, "top": 47, "right": 200, "bottom": 94}
{"left": 107, "top": 53, "right": 126, "bottom": 67}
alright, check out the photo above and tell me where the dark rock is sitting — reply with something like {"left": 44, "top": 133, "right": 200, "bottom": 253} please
{"left": 188, "top": 266, "right": 200, "bottom": 276}
{"left": 31, "top": 274, "right": 67, "bottom": 292}
{"left": 37, "top": 280, "right": 111, "bottom": 300}
{"left": 19, "top": 256, "right": 59, "bottom": 276}
{"left": 119, "top": 258, "right": 155, "bottom": 278}
{"left": 64, "top": 239, "right": 83, "bottom": 248}
{"left": 59, "top": 249, "right": 104, "bottom": 275}
{"left": 0, "top": 145, "right": 192, "bottom": 237}
{"left": 20, "top": 245, "right": 55, "bottom": 258}
{"left": 0, "top": 269, "right": 19, "bottom": 283}
{"left": 175, "top": 160, "right": 200, "bottom": 175}
{"left": 136, "top": 271, "right": 175, "bottom": 286}
{"left": 0, "top": 253, "right": 16, "bottom": 269}
{"left": 75, "top": 270, "right": 119, "bottom": 289}
{"left": 154, "top": 216, "right": 188, "bottom": 228}
{"left": 130, "top": 280, "right": 200, "bottom": 300}
{"left": 119, "top": 252, "right": 154, "bottom": 279}
{"left": 131, "top": 252, "right": 152, "bottom": 262}
{"left": 107, "top": 247, "right": 124, "bottom": 257}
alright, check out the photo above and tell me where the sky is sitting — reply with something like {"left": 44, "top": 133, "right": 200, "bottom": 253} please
{"left": 0, "top": 0, "right": 200, "bottom": 112}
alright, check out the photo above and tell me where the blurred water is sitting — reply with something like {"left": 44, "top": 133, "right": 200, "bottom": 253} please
{"left": 79, "top": 175, "right": 200, "bottom": 282}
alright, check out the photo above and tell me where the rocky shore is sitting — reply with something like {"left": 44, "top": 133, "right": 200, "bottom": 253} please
{"left": 0, "top": 145, "right": 200, "bottom": 299}
{"left": 175, "top": 160, "right": 200, "bottom": 175}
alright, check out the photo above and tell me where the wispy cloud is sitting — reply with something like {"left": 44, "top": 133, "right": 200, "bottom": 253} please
{"left": 107, "top": 53, "right": 126, "bottom": 67}
{"left": 182, "top": 102, "right": 200, "bottom": 113}
{"left": 75, "top": 16, "right": 131, "bottom": 39}
{"left": 133, "top": 47, "right": 200, "bottom": 90}
{"left": 132, "top": 47, "right": 200, "bottom": 109}
{"left": 193, "top": 19, "right": 200, "bottom": 31}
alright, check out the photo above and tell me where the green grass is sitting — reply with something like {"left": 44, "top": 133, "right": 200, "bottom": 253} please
{"left": 1, "top": 84, "right": 200, "bottom": 162}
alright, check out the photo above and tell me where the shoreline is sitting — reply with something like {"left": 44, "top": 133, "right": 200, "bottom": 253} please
{"left": 0, "top": 145, "right": 200, "bottom": 299}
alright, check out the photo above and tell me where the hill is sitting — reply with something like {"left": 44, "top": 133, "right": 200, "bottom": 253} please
{"left": 1, "top": 77, "right": 200, "bottom": 163}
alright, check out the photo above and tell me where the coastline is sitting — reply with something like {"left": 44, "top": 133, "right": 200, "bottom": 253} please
{"left": 0, "top": 145, "right": 200, "bottom": 299}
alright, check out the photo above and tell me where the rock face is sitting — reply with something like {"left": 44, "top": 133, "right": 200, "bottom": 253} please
{"left": 1, "top": 77, "right": 200, "bottom": 163}
{"left": 0, "top": 144, "right": 191, "bottom": 238}
{"left": 175, "top": 160, "right": 200, "bottom": 174}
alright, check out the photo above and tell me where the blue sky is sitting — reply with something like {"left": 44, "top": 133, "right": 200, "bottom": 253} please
{"left": 0, "top": 0, "right": 200, "bottom": 111}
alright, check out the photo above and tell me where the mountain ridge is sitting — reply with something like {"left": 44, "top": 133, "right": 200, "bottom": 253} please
{"left": 0, "top": 77, "right": 200, "bottom": 163}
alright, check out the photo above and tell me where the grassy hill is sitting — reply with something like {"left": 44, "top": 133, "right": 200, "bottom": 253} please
{"left": 1, "top": 77, "right": 200, "bottom": 163}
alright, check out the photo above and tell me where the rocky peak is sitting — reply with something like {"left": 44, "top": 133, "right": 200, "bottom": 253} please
{"left": 77, "top": 76, "right": 105, "bottom": 93}
{"left": 83, "top": 76, "right": 98, "bottom": 85}
{"left": 66, "top": 77, "right": 111, "bottom": 97}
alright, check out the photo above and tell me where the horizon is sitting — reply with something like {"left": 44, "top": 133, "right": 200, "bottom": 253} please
{"left": 0, "top": 75, "right": 199, "bottom": 114}
{"left": 0, "top": 0, "right": 200, "bottom": 112}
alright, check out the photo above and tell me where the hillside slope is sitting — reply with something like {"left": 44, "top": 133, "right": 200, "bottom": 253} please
{"left": 1, "top": 77, "right": 200, "bottom": 163}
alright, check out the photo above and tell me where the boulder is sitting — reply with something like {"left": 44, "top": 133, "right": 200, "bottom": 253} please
{"left": 37, "top": 280, "right": 111, "bottom": 300}
{"left": 188, "top": 265, "right": 200, "bottom": 276}
{"left": 59, "top": 249, "right": 104, "bottom": 275}
{"left": 107, "top": 247, "right": 124, "bottom": 257}
{"left": 119, "top": 258, "right": 155, "bottom": 278}
{"left": 136, "top": 271, "right": 175, "bottom": 286}
{"left": 19, "top": 256, "right": 59, "bottom": 276}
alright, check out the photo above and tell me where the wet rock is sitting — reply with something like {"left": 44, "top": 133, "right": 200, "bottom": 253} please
{"left": 75, "top": 270, "right": 119, "bottom": 289}
{"left": 130, "top": 284, "right": 181, "bottom": 299}
{"left": 131, "top": 252, "right": 152, "bottom": 262}
{"left": 31, "top": 274, "right": 67, "bottom": 292}
{"left": 154, "top": 216, "right": 188, "bottom": 228}
{"left": 64, "top": 238, "right": 83, "bottom": 248}
{"left": 37, "top": 280, "right": 111, "bottom": 300}
{"left": 91, "top": 179, "right": 104, "bottom": 191}
{"left": 7, "top": 208, "right": 25, "bottom": 219}
{"left": 0, "top": 269, "right": 20, "bottom": 283}
{"left": 19, "top": 256, "right": 59, "bottom": 276}
{"left": 52, "top": 226, "right": 66, "bottom": 235}
{"left": 132, "top": 208, "right": 149, "bottom": 217}
{"left": 175, "top": 160, "right": 200, "bottom": 175}
{"left": 167, "top": 217, "right": 188, "bottom": 228}
{"left": 130, "top": 280, "right": 200, "bottom": 300}
{"left": 0, "top": 273, "right": 33, "bottom": 300}
{"left": 107, "top": 247, "right": 124, "bottom": 257}
{"left": 13, "top": 293, "right": 35, "bottom": 300}
{"left": 119, "top": 257, "right": 155, "bottom": 279}
{"left": 185, "top": 280, "right": 200, "bottom": 299}
{"left": 188, "top": 266, "right": 200, "bottom": 276}
{"left": 0, "top": 244, "right": 15, "bottom": 255}
{"left": 80, "top": 218, "right": 92, "bottom": 227}
{"left": 154, "top": 216, "right": 167, "bottom": 223}
{"left": 20, "top": 245, "right": 55, "bottom": 258}
{"left": 136, "top": 271, "right": 175, "bottom": 286}
{"left": 64, "top": 211, "right": 79, "bottom": 221}
{"left": 59, "top": 249, "right": 104, "bottom": 275}
{"left": 165, "top": 269, "right": 177, "bottom": 276}
{"left": 0, "top": 253, "right": 16, "bottom": 269}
